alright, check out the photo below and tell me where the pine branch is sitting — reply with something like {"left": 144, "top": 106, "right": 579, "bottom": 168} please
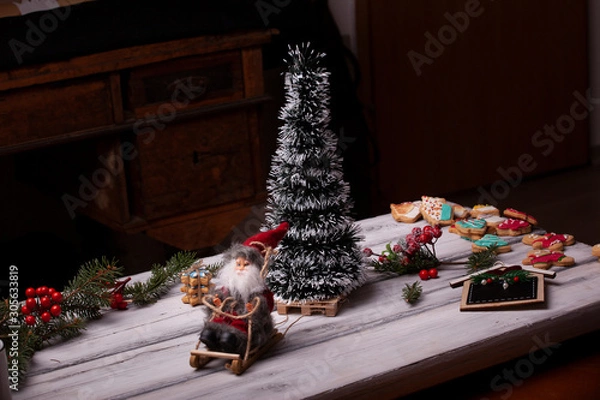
{"left": 61, "top": 257, "right": 123, "bottom": 319}
{"left": 124, "top": 251, "right": 197, "bottom": 305}
{"left": 466, "top": 247, "right": 499, "bottom": 274}
{"left": 371, "top": 249, "right": 438, "bottom": 275}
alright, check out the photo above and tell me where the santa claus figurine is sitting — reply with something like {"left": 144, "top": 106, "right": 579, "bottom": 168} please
{"left": 200, "top": 222, "right": 289, "bottom": 355}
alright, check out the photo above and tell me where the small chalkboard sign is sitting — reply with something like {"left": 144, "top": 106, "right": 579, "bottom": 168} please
{"left": 460, "top": 273, "right": 545, "bottom": 311}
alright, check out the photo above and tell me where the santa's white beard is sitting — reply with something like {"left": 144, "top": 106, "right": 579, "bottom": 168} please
{"left": 216, "top": 262, "right": 266, "bottom": 303}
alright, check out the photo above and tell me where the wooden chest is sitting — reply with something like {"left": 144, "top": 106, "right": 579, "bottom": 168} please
{"left": 1, "top": 30, "right": 275, "bottom": 251}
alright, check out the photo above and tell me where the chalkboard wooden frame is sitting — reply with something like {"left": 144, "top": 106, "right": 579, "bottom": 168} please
{"left": 460, "top": 273, "right": 545, "bottom": 311}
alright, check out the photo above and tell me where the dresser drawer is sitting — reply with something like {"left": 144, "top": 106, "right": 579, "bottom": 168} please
{"left": 126, "top": 51, "right": 244, "bottom": 117}
{"left": 0, "top": 77, "right": 114, "bottom": 148}
{"left": 129, "top": 108, "right": 261, "bottom": 220}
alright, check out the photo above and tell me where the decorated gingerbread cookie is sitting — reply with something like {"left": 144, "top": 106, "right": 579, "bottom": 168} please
{"left": 482, "top": 215, "right": 507, "bottom": 235}
{"left": 522, "top": 249, "right": 575, "bottom": 269}
{"left": 472, "top": 234, "right": 512, "bottom": 253}
{"left": 522, "top": 232, "right": 575, "bottom": 251}
{"left": 390, "top": 201, "right": 422, "bottom": 223}
{"left": 592, "top": 243, "right": 600, "bottom": 261}
{"left": 592, "top": 244, "right": 600, "bottom": 260}
{"left": 455, "top": 219, "right": 487, "bottom": 239}
{"left": 420, "top": 196, "right": 454, "bottom": 226}
{"left": 452, "top": 204, "right": 470, "bottom": 220}
{"left": 469, "top": 204, "right": 500, "bottom": 218}
{"left": 593, "top": 244, "right": 600, "bottom": 256}
{"left": 495, "top": 218, "right": 532, "bottom": 236}
{"left": 503, "top": 208, "right": 538, "bottom": 226}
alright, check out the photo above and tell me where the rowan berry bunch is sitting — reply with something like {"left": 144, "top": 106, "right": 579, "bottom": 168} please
{"left": 110, "top": 278, "right": 131, "bottom": 310}
{"left": 21, "top": 286, "right": 63, "bottom": 326}
{"left": 363, "top": 225, "right": 443, "bottom": 276}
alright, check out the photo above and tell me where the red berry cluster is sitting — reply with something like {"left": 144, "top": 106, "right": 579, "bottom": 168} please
{"left": 21, "top": 286, "right": 63, "bottom": 325}
{"left": 363, "top": 224, "right": 443, "bottom": 274}
{"left": 418, "top": 268, "right": 439, "bottom": 281}
{"left": 405, "top": 225, "right": 442, "bottom": 254}
{"left": 110, "top": 292, "right": 128, "bottom": 310}
{"left": 110, "top": 278, "right": 130, "bottom": 310}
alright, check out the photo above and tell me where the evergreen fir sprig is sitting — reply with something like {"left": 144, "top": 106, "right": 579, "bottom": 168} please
{"left": 124, "top": 251, "right": 197, "bottom": 305}
{"left": 370, "top": 246, "right": 439, "bottom": 275}
{"left": 465, "top": 246, "right": 499, "bottom": 274}
{"left": 1, "top": 257, "right": 122, "bottom": 381}
{"left": 61, "top": 257, "right": 123, "bottom": 320}
{"left": 1, "top": 251, "right": 199, "bottom": 380}
{"left": 472, "top": 269, "right": 532, "bottom": 286}
{"left": 402, "top": 281, "right": 423, "bottom": 304}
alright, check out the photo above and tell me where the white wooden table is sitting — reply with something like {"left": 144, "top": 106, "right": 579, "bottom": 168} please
{"left": 12, "top": 214, "right": 600, "bottom": 399}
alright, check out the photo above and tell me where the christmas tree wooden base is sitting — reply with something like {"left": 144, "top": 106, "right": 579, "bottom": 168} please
{"left": 275, "top": 296, "right": 344, "bottom": 317}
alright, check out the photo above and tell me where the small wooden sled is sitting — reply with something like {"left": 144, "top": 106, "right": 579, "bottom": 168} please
{"left": 189, "top": 295, "right": 283, "bottom": 375}
{"left": 189, "top": 329, "right": 283, "bottom": 375}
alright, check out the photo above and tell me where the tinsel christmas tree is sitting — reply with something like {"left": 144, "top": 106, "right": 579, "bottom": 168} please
{"left": 263, "top": 43, "right": 366, "bottom": 303}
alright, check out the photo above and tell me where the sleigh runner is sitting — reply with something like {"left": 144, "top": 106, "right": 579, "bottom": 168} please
{"left": 189, "top": 294, "right": 283, "bottom": 375}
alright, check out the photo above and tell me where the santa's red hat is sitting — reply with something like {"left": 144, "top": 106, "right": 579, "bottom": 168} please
{"left": 243, "top": 222, "right": 289, "bottom": 255}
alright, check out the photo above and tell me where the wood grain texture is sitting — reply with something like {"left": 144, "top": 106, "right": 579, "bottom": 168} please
{"left": 0, "top": 30, "right": 275, "bottom": 92}
{"left": 11, "top": 213, "right": 600, "bottom": 400}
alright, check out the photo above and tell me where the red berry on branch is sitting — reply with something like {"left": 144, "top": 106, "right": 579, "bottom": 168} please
{"left": 25, "top": 315, "right": 36, "bottom": 326}
{"left": 362, "top": 248, "right": 373, "bottom": 257}
{"left": 411, "top": 227, "right": 422, "bottom": 236}
{"left": 51, "top": 291, "right": 63, "bottom": 303}
{"left": 432, "top": 225, "right": 442, "bottom": 238}
{"left": 420, "top": 232, "right": 433, "bottom": 244}
{"left": 25, "top": 287, "right": 36, "bottom": 298}
{"left": 419, "top": 269, "right": 430, "bottom": 280}
{"left": 41, "top": 312, "right": 52, "bottom": 323}
{"left": 50, "top": 304, "right": 62, "bottom": 317}
{"left": 36, "top": 286, "right": 49, "bottom": 297}
{"left": 40, "top": 296, "right": 52, "bottom": 309}
{"left": 392, "top": 244, "right": 401, "bottom": 253}
{"left": 378, "top": 255, "right": 387, "bottom": 263}
{"left": 117, "top": 301, "right": 128, "bottom": 310}
{"left": 25, "top": 298, "right": 37, "bottom": 311}
{"left": 428, "top": 268, "right": 439, "bottom": 279}
{"left": 408, "top": 243, "right": 420, "bottom": 254}
{"left": 513, "top": 276, "right": 520, "bottom": 283}
{"left": 21, "top": 305, "right": 32, "bottom": 315}
{"left": 486, "top": 278, "right": 493, "bottom": 284}
{"left": 48, "top": 287, "right": 56, "bottom": 295}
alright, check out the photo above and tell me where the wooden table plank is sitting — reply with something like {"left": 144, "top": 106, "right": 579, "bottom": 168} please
{"left": 12, "top": 214, "right": 600, "bottom": 399}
